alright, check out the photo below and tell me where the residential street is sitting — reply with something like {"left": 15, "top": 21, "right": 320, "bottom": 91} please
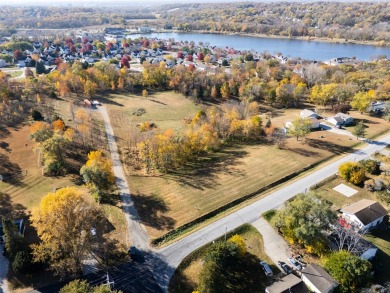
{"left": 153, "top": 135, "right": 390, "bottom": 292}
{"left": 98, "top": 104, "right": 390, "bottom": 292}
{"left": 98, "top": 106, "right": 149, "bottom": 251}
{"left": 252, "top": 218, "right": 291, "bottom": 268}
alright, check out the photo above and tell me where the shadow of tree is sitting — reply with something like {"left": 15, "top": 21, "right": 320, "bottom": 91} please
{"left": 166, "top": 148, "right": 247, "bottom": 191}
{"left": 0, "top": 192, "right": 26, "bottom": 219}
{"left": 132, "top": 193, "right": 176, "bottom": 231}
{"left": 288, "top": 147, "right": 319, "bottom": 157}
{"left": 305, "top": 138, "right": 353, "bottom": 155}
{"left": 0, "top": 153, "right": 23, "bottom": 185}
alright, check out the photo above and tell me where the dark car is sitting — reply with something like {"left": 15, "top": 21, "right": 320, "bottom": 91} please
{"left": 128, "top": 246, "right": 143, "bottom": 261}
{"left": 278, "top": 261, "right": 293, "bottom": 274}
{"left": 260, "top": 261, "right": 273, "bottom": 277}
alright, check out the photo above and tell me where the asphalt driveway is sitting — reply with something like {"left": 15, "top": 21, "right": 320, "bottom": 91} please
{"left": 0, "top": 244, "right": 9, "bottom": 293}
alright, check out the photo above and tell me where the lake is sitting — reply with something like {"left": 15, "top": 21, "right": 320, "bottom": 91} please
{"left": 129, "top": 32, "right": 390, "bottom": 61}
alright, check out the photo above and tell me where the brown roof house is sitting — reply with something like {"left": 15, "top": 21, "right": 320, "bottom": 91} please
{"left": 341, "top": 199, "right": 388, "bottom": 232}
{"left": 265, "top": 274, "right": 309, "bottom": 293}
{"left": 301, "top": 264, "right": 338, "bottom": 293}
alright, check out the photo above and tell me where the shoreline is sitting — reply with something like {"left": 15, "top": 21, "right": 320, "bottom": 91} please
{"left": 147, "top": 29, "right": 390, "bottom": 48}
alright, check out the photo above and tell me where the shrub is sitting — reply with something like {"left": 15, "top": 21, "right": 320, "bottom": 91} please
{"left": 262, "top": 209, "right": 276, "bottom": 222}
{"left": 228, "top": 234, "right": 246, "bottom": 256}
{"left": 338, "top": 161, "right": 366, "bottom": 185}
{"left": 359, "top": 159, "right": 380, "bottom": 175}
{"left": 31, "top": 109, "right": 43, "bottom": 121}
{"left": 12, "top": 250, "right": 32, "bottom": 274}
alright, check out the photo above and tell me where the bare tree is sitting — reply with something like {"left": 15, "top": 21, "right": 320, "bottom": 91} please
{"left": 329, "top": 224, "right": 368, "bottom": 255}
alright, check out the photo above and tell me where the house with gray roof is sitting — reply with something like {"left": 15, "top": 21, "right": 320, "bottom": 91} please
{"left": 301, "top": 264, "right": 338, "bottom": 293}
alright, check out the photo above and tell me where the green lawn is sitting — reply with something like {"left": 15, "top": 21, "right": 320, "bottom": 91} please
{"left": 169, "top": 224, "right": 274, "bottom": 293}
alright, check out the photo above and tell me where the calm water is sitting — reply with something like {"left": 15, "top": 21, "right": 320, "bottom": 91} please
{"left": 130, "top": 32, "right": 390, "bottom": 61}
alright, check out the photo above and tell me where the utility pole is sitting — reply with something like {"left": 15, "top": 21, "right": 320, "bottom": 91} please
{"left": 105, "top": 272, "right": 114, "bottom": 290}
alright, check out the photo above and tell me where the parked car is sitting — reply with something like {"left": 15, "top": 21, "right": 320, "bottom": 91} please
{"left": 288, "top": 257, "right": 302, "bottom": 270}
{"left": 295, "top": 254, "right": 306, "bottom": 267}
{"left": 128, "top": 246, "right": 143, "bottom": 261}
{"left": 278, "top": 261, "right": 293, "bottom": 274}
{"left": 259, "top": 261, "right": 273, "bottom": 277}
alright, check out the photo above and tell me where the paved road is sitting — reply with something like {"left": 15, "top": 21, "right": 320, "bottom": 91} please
{"left": 0, "top": 244, "right": 9, "bottom": 293}
{"left": 252, "top": 218, "right": 291, "bottom": 267}
{"left": 98, "top": 106, "right": 149, "bottom": 251}
{"left": 153, "top": 135, "right": 390, "bottom": 292}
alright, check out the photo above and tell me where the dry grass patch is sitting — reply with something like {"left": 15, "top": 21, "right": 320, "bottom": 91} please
{"left": 312, "top": 177, "right": 384, "bottom": 210}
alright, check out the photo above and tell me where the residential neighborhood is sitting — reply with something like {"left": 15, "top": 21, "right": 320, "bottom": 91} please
{"left": 0, "top": 2, "right": 390, "bottom": 293}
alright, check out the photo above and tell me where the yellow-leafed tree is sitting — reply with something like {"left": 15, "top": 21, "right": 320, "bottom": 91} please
{"left": 80, "top": 150, "right": 115, "bottom": 201}
{"left": 30, "top": 187, "right": 107, "bottom": 277}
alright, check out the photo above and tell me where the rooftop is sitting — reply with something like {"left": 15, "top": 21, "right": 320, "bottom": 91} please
{"left": 302, "top": 264, "right": 338, "bottom": 292}
{"left": 341, "top": 199, "right": 388, "bottom": 225}
{"left": 266, "top": 274, "right": 309, "bottom": 293}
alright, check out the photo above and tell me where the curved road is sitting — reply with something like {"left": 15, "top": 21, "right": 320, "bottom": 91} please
{"left": 153, "top": 136, "right": 390, "bottom": 291}
{"left": 98, "top": 104, "right": 390, "bottom": 292}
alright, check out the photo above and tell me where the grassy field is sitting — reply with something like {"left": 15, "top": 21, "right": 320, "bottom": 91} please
{"left": 169, "top": 224, "right": 275, "bottom": 293}
{"left": 105, "top": 93, "right": 390, "bottom": 240}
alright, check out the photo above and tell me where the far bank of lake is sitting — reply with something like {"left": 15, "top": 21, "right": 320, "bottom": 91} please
{"left": 130, "top": 32, "right": 390, "bottom": 61}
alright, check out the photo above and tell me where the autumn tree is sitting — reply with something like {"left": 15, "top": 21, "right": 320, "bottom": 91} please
{"left": 80, "top": 150, "right": 115, "bottom": 202}
{"left": 31, "top": 187, "right": 109, "bottom": 278}
{"left": 350, "top": 91, "right": 375, "bottom": 114}
{"left": 288, "top": 117, "right": 312, "bottom": 141}
{"left": 274, "top": 192, "right": 336, "bottom": 254}
{"left": 323, "top": 251, "right": 372, "bottom": 292}
{"left": 60, "top": 280, "right": 121, "bottom": 293}
{"left": 338, "top": 162, "right": 366, "bottom": 185}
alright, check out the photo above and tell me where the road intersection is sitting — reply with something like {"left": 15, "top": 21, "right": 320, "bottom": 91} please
{"left": 98, "top": 105, "right": 390, "bottom": 292}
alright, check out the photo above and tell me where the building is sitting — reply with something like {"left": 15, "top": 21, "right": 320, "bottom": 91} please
{"left": 326, "top": 116, "right": 344, "bottom": 128}
{"left": 300, "top": 109, "right": 318, "bottom": 119}
{"left": 334, "top": 113, "right": 353, "bottom": 125}
{"left": 341, "top": 199, "right": 388, "bottom": 231}
{"left": 0, "top": 59, "right": 6, "bottom": 67}
{"left": 138, "top": 27, "right": 152, "bottom": 33}
{"left": 265, "top": 274, "right": 309, "bottom": 293}
{"left": 301, "top": 264, "right": 338, "bottom": 293}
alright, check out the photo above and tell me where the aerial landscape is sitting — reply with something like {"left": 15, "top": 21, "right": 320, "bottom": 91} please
{"left": 0, "top": 0, "right": 389, "bottom": 292}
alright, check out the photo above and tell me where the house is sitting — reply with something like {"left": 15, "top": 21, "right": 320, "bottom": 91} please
{"left": 334, "top": 113, "right": 353, "bottom": 125}
{"left": 265, "top": 274, "right": 309, "bottom": 293}
{"left": 327, "top": 116, "right": 344, "bottom": 128}
{"left": 0, "top": 59, "right": 6, "bottom": 68}
{"left": 341, "top": 199, "right": 388, "bottom": 231}
{"left": 285, "top": 117, "right": 319, "bottom": 130}
{"left": 138, "top": 27, "right": 152, "bottom": 33}
{"left": 300, "top": 109, "right": 318, "bottom": 119}
{"left": 301, "top": 264, "right": 338, "bottom": 293}
{"left": 0, "top": 219, "right": 25, "bottom": 243}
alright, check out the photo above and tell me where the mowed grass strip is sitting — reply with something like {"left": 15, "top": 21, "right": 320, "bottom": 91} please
{"left": 130, "top": 141, "right": 338, "bottom": 239}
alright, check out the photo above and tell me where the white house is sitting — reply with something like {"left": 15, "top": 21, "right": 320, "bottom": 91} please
{"left": 327, "top": 116, "right": 344, "bottom": 128}
{"left": 341, "top": 199, "right": 388, "bottom": 231}
{"left": 300, "top": 109, "right": 318, "bottom": 119}
{"left": 285, "top": 117, "right": 320, "bottom": 130}
{"left": 301, "top": 264, "right": 338, "bottom": 293}
{"left": 334, "top": 113, "right": 353, "bottom": 125}
{"left": 138, "top": 27, "right": 152, "bottom": 33}
{"left": 0, "top": 59, "right": 6, "bottom": 67}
